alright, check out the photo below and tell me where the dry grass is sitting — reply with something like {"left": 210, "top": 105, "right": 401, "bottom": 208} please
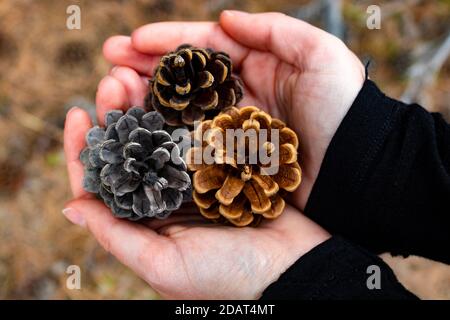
{"left": 0, "top": 0, "right": 448, "bottom": 299}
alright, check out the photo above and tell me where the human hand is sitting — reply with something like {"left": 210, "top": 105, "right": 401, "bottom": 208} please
{"left": 64, "top": 107, "right": 330, "bottom": 299}
{"left": 101, "top": 10, "right": 365, "bottom": 212}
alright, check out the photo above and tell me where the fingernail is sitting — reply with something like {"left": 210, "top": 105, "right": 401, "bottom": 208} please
{"left": 62, "top": 208, "right": 86, "bottom": 228}
{"left": 67, "top": 106, "right": 80, "bottom": 115}
{"left": 140, "top": 76, "right": 150, "bottom": 85}
{"left": 223, "top": 10, "right": 248, "bottom": 17}
{"left": 97, "top": 75, "right": 114, "bottom": 90}
{"left": 110, "top": 66, "right": 118, "bottom": 75}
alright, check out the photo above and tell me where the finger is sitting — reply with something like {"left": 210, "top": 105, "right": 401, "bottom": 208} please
{"left": 103, "top": 36, "right": 160, "bottom": 75}
{"left": 110, "top": 66, "right": 148, "bottom": 107}
{"left": 239, "top": 95, "right": 260, "bottom": 107}
{"left": 238, "top": 51, "right": 281, "bottom": 115}
{"left": 171, "top": 202, "right": 202, "bottom": 215}
{"left": 131, "top": 21, "right": 249, "bottom": 70}
{"left": 66, "top": 198, "right": 174, "bottom": 281}
{"left": 95, "top": 75, "right": 129, "bottom": 126}
{"left": 142, "top": 214, "right": 206, "bottom": 231}
{"left": 220, "top": 11, "right": 327, "bottom": 68}
{"left": 64, "top": 107, "right": 93, "bottom": 198}
{"left": 156, "top": 220, "right": 214, "bottom": 237}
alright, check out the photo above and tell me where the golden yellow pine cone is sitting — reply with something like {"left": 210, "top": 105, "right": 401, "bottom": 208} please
{"left": 187, "top": 106, "right": 302, "bottom": 226}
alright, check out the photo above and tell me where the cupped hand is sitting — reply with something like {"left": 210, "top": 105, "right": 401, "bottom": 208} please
{"left": 62, "top": 10, "right": 368, "bottom": 299}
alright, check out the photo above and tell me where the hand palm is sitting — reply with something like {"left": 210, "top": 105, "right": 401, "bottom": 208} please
{"left": 135, "top": 208, "right": 320, "bottom": 299}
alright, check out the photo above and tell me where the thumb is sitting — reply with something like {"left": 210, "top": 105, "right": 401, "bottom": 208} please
{"left": 63, "top": 198, "right": 174, "bottom": 283}
{"left": 219, "top": 11, "right": 328, "bottom": 68}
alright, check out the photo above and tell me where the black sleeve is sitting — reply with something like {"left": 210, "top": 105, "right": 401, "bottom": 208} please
{"left": 261, "top": 236, "right": 417, "bottom": 300}
{"left": 304, "top": 79, "right": 450, "bottom": 264}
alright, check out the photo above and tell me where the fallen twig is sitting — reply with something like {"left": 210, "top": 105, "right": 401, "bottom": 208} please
{"left": 402, "top": 31, "right": 450, "bottom": 103}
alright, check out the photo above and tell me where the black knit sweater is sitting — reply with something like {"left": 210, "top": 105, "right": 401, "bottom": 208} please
{"left": 261, "top": 79, "right": 450, "bottom": 299}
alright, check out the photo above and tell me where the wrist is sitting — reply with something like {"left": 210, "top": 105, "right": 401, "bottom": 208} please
{"left": 255, "top": 207, "right": 331, "bottom": 298}
{"left": 282, "top": 214, "right": 331, "bottom": 274}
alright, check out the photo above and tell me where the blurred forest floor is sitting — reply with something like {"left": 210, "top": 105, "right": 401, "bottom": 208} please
{"left": 0, "top": 0, "right": 448, "bottom": 299}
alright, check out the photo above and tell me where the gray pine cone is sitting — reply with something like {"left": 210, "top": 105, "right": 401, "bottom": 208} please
{"left": 80, "top": 106, "right": 191, "bottom": 220}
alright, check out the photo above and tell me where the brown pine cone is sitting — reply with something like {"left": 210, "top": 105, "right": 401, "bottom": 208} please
{"left": 145, "top": 44, "right": 243, "bottom": 126}
{"left": 186, "top": 106, "right": 302, "bottom": 227}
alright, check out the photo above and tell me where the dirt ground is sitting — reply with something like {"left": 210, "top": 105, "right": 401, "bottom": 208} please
{"left": 0, "top": 0, "right": 448, "bottom": 299}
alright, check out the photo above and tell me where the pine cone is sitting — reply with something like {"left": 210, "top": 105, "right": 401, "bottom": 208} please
{"left": 187, "top": 106, "right": 302, "bottom": 227}
{"left": 80, "top": 107, "right": 191, "bottom": 220}
{"left": 145, "top": 44, "right": 244, "bottom": 126}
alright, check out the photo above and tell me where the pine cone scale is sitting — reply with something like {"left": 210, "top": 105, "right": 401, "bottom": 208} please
{"left": 215, "top": 173, "right": 245, "bottom": 206}
{"left": 197, "top": 71, "right": 214, "bottom": 88}
{"left": 192, "top": 89, "right": 219, "bottom": 110}
{"left": 192, "top": 190, "right": 216, "bottom": 209}
{"left": 219, "top": 193, "right": 246, "bottom": 219}
{"left": 279, "top": 127, "right": 299, "bottom": 149}
{"left": 228, "top": 209, "right": 254, "bottom": 227}
{"left": 86, "top": 126, "right": 106, "bottom": 146}
{"left": 251, "top": 173, "right": 279, "bottom": 197}
{"left": 193, "top": 165, "right": 227, "bottom": 194}
{"left": 262, "top": 196, "right": 285, "bottom": 219}
{"left": 243, "top": 181, "right": 272, "bottom": 214}
{"left": 271, "top": 163, "right": 302, "bottom": 192}
{"left": 199, "top": 205, "right": 221, "bottom": 219}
